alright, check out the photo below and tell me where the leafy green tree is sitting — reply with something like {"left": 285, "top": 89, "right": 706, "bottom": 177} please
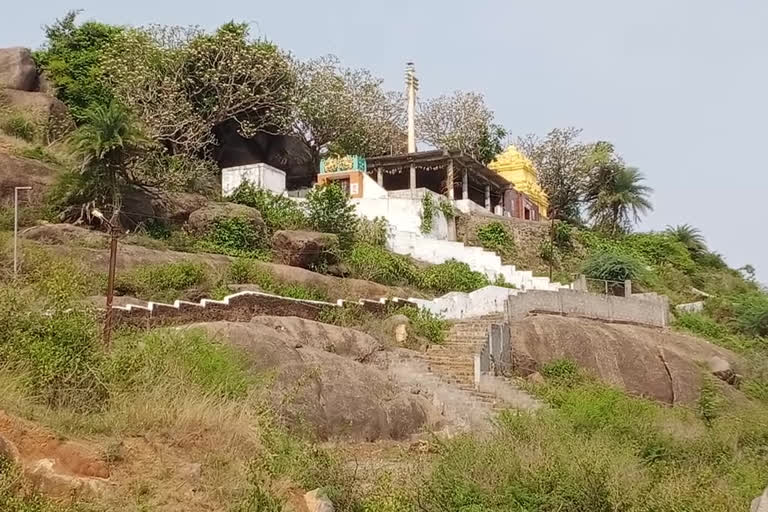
{"left": 305, "top": 183, "right": 358, "bottom": 249}
{"left": 68, "top": 100, "right": 146, "bottom": 214}
{"left": 34, "top": 10, "right": 123, "bottom": 121}
{"left": 583, "top": 143, "right": 652, "bottom": 235}
{"left": 665, "top": 224, "right": 707, "bottom": 255}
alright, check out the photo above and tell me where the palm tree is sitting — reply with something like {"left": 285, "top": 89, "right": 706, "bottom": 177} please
{"left": 586, "top": 165, "right": 653, "bottom": 236}
{"left": 69, "top": 100, "right": 146, "bottom": 218}
{"left": 665, "top": 224, "right": 707, "bottom": 254}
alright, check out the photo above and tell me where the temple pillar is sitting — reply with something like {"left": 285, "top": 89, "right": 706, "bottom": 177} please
{"left": 446, "top": 160, "right": 455, "bottom": 199}
{"left": 484, "top": 185, "right": 491, "bottom": 210}
{"left": 377, "top": 168, "right": 383, "bottom": 187}
{"left": 409, "top": 164, "right": 416, "bottom": 190}
{"left": 462, "top": 170, "right": 468, "bottom": 199}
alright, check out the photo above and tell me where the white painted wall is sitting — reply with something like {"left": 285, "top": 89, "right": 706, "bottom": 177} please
{"left": 222, "top": 163, "right": 286, "bottom": 197}
{"left": 361, "top": 172, "right": 388, "bottom": 199}
{"left": 352, "top": 188, "right": 451, "bottom": 240}
{"left": 410, "top": 286, "right": 521, "bottom": 319}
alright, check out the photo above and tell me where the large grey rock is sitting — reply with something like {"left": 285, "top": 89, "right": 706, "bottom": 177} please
{"left": 271, "top": 230, "right": 338, "bottom": 269}
{"left": 509, "top": 315, "right": 743, "bottom": 405}
{"left": 121, "top": 187, "right": 209, "bottom": 228}
{"left": 190, "top": 320, "right": 439, "bottom": 440}
{"left": 186, "top": 202, "right": 266, "bottom": 238}
{"left": 0, "top": 47, "right": 37, "bottom": 91}
{"left": 0, "top": 153, "right": 58, "bottom": 207}
{"left": 753, "top": 487, "right": 768, "bottom": 512}
{"left": 304, "top": 488, "right": 334, "bottom": 512}
{"left": 0, "top": 89, "right": 74, "bottom": 138}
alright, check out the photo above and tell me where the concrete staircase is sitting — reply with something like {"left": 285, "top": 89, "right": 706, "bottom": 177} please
{"left": 388, "top": 229, "right": 565, "bottom": 291}
{"left": 414, "top": 314, "right": 541, "bottom": 418}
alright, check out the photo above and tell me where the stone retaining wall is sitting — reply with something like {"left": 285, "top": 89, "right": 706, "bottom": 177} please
{"left": 506, "top": 289, "right": 669, "bottom": 328}
{"left": 112, "top": 290, "right": 414, "bottom": 329}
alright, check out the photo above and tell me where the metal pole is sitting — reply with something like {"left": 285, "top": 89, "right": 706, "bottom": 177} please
{"left": 13, "top": 186, "right": 32, "bottom": 279}
{"left": 103, "top": 225, "right": 119, "bottom": 347}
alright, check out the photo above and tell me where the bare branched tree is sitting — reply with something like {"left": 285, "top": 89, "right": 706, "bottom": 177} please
{"left": 516, "top": 127, "right": 590, "bottom": 222}
{"left": 418, "top": 91, "right": 505, "bottom": 164}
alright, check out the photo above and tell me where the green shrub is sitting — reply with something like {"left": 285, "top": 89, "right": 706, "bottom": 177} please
{"left": 355, "top": 216, "right": 388, "bottom": 248}
{"left": 12, "top": 145, "right": 62, "bottom": 166}
{"left": 306, "top": 183, "right": 358, "bottom": 249}
{"left": 475, "top": 221, "right": 516, "bottom": 261}
{"left": 0, "top": 115, "right": 37, "bottom": 142}
{"left": 107, "top": 328, "right": 250, "bottom": 399}
{"left": 344, "top": 243, "right": 420, "bottom": 286}
{"left": 0, "top": 288, "right": 106, "bottom": 410}
{"left": 115, "top": 261, "right": 208, "bottom": 301}
{"left": 539, "top": 359, "right": 582, "bottom": 387}
{"left": 539, "top": 240, "right": 557, "bottom": 266}
{"left": 196, "top": 216, "right": 270, "bottom": 258}
{"left": 229, "top": 183, "right": 308, "bottom": 232}
{"left": 553, "top": 221, "right": 574, "bottom": 250}
{"left": 438, "top": 197, "right": 456, "bottom": 220}
{"left": 419, "top": 260, "right": 489, "bottom": 294}
{"left": 227, "top": 259, "right": 328, "bottom": 301}
{"left": 419, "top": 194, "right": 436, "bottom": 234}
{"left": 582, "top": 250, "right": 646, "bottom": 282}
{"left": 394, "top": 305, "right": 448, "bottom": 344}
{"left": 697, "top": 378, "right": 722, "bottom": 427}
{"left": 674, "top": 312, "right": 729, "bottom": 340}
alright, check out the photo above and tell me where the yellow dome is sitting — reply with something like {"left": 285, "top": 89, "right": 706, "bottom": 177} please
{"left": 488, "top": 146, "right": 549, "bottom": 218}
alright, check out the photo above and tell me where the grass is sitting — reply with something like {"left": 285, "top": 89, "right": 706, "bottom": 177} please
{"left": 228, "top": 258, "right": 329, "bottom": 302}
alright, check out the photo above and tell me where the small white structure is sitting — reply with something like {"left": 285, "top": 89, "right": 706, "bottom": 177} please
{"left": 221, "top": 163, "right": 286, "bottom": 197}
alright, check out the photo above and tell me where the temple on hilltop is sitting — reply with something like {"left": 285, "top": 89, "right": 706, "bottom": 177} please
{"left": 488, "top": 146, "right": 549, "bottom": 220}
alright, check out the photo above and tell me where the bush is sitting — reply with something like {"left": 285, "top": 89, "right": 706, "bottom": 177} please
{"left": 0, "top": 115, "right": 37, "bottom": 142}
{"left": 108, "top": 328, "right": 250, "bottom": 399}
{"left": 344, "top": 243, "right": 420, "bottom": 286}
{"left": 419, "top": 194, "right": 436, "bottom": 234}
{"left": 115, "top": 261, "right": 208, "bottom": 301}
{"left": 0, "top": 288, "right": 106, "bottom": 410}
{"left": 675, "top": 312, "right": 729, "bottom": 340}
{"left": 227, "top": 259, "right": 328, "bottom": 301}
{"left": 229, "top": 183, "right": 308, "bottom": 232}
{"left": 395, "top": 305, "right": 447, "bottom": 344}
{"left": 306, "top": 183, "right": 358, "bottom": 249}
{"left": 195, "top": 216, "right": 270, "bottom": 258}
{"left": 582, "top": 250, "right": 646, "bottom": 283}
{"left": 354, "top": 216, "right": 388, "bottom": 248}
{"left": 12, "top": 145, "right": 63, "bottom": 166}
{"left": 419, "top": 260, "right": 489, "bottom": 294}
{"left": 553, "top": 221, "right": 574, "bottom": 250}
{"left": 476, "top": 221, "right": 516, "bottom": 261}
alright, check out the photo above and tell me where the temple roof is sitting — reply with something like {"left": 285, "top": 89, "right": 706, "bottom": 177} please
{"left": 488, "top": 146, "right": 538, "bottom": 177}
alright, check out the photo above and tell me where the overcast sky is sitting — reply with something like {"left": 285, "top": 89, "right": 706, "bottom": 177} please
{"left": 3, "top": 0, "right": 766, "bottom": 283}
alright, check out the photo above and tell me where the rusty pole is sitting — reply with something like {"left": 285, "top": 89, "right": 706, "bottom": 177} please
{"left": 103, "top": 224, "right": 119, "bottom": 347}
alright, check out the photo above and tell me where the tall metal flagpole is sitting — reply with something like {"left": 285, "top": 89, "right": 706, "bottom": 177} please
{"left": 13, "top": 186, "right": 32, "bottom": 279}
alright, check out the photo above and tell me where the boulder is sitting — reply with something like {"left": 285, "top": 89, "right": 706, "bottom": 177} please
{"left": 753, "top": 486, "right": 768, "bottom": 512}
{"left": 190, "top": 320, "right": 439, "bottom": 440}
{"left": 0, "top": 152, "right": 58, "bottom": 207}
{"left": 304, "top": 489, "right": 334, "bottom": 512}
{"left": 271, "top": 230, "right": 339, "bottom": 269}
{"left": 708, "top": 356, "right": 740, "bottom": 386}
{"left": 121, "top": 186, "right": 209, "bottom": 228}
{"left": 0, "top": 89, "right": 74, "bottom": 137}
{"left": 0, "top": 47, "right": 37, "bottom": 91}
{"left": 509, "top": 315, "right": 743, "bottom": 405}
{"left": 185, "top": 202, "right": 267, "bottom": 237}
{"left": 22, "top": 223, "right": 107, "bottom": 247}
{"left": 382, "top": 314, "right": 411, "bottom": 345}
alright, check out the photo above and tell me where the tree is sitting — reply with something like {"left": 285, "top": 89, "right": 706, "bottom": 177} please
{"left": 418, "top": 91, "right": 506, "bottom": 164}
{"left": 515, "top": 127, "right": 590, "bottom": 223}
{"left": 305, "top": 183, "right": 359, "bottom": 249}
{"left": 665, "top": 224, "right": 707, "bottom": 255}
{"left": 68, "top": 100, "right": 146, "bottom": 214}
{"left": 34, "top": 10, "right": 123, "bottom": 121}
{"left": 102, "top": 23, "right": 297, "bottom": 157}
{"left": 583, "top": 144, "right": 653, "bottom": 235}
{"left": 293, "top": 56, "right": 405, "bottom": 167}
